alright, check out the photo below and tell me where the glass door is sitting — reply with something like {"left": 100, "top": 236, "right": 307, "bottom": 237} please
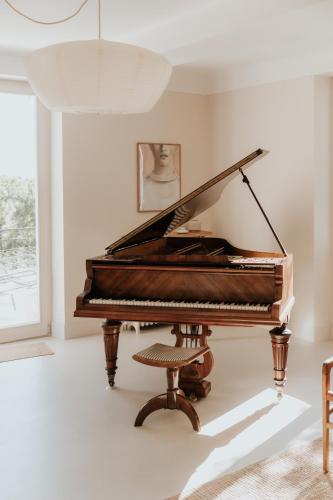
{"left": 0, "top": 84, "right": 50, "bottom": 342}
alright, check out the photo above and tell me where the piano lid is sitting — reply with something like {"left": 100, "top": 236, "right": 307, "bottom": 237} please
{"left": 106, "top": 148, "right": 268, "bottom": 254}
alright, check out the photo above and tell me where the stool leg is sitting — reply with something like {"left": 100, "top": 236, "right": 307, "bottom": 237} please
{"left": 166, "top": 367, "right": 201, "bottom": 432}
{"left": 176, "top": 394, "right": 201, "bottom": 432}
{"left": 135, "top": 367, "right": 201, "bottom": 431}
{"left": 166, "top": 367, "right": 179, "bottom": 409}
{"left": 134, "top": 395, "right": 167, "bottom": 427}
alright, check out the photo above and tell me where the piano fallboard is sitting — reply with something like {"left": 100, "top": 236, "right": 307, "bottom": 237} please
{"left": 89, "top": 264, "right": 279, "bottom": 303}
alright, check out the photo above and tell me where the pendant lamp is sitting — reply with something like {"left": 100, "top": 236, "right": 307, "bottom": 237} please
{"left": 5, "top": 0, "right": 172, "bottom": 114}
{"left": 24, "top": 39, "right": 172, "bottom": 114}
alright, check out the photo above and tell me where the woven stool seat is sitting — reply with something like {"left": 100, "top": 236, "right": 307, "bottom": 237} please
{"left": 133, "top": 343, "right": 210, "bottom": 368}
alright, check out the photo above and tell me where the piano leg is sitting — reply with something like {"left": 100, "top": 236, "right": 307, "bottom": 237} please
{"left": 103, "top": 319, "right": 122, "bottom": 387}
{"left": 269, "top": 324, "right": 292, "bottom": 395}
{"left": 172, "top": 324, "right": 214, "bottom": 400}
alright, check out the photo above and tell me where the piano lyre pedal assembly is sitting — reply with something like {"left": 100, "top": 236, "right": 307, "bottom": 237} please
{"left": 75, "top": 149, "right": 294, "bottom": 398}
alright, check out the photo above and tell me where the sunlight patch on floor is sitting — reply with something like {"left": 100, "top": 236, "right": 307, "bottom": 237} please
{"left": 182, "top": 388, "right": 311, "bottom": 494}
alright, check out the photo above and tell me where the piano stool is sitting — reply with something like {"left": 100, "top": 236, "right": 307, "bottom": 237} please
{"left": 322, "top": 356, "right": 333, "bottom": 472}
{"left": 132, "top": 343, "right": 210, "bottom": 431}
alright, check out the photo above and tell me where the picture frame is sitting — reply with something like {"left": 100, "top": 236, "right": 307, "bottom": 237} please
{"left": 137, "top": 142, "right": 181, "bottom": 212}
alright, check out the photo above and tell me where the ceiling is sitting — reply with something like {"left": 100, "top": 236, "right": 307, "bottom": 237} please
{"left": 1, "top": 0, "right": 333, "bottom": 93}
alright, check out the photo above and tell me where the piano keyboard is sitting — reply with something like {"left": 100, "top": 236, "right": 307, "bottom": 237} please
{"left": 89, "top": 298, "right": 270, "bottom": 311}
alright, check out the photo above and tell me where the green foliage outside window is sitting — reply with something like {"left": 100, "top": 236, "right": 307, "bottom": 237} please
{"left": 0, "top": 175, "right": 36, "bottom": 272}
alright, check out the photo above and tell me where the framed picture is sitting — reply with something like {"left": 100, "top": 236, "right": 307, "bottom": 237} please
{"left": 137, "top": 142, "right": 181, "bottom": 212}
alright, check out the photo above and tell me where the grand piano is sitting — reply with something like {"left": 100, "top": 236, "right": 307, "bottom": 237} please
{"left": 75, "top": 149, "right": 294, "bottom": 398}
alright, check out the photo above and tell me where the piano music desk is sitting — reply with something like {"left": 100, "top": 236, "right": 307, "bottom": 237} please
{"left": 169, "top": 230, "right": 213, "bottom": 238}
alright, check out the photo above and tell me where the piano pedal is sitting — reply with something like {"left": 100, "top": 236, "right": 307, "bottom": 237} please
{"left": 179, "top": 380, "right": 211, "bottom": 400}
{"left": 189, "top": 392, "right": 198, "bottom": 402}
{"left": 177, "top": 389, "right": 186, "bottom": 398}
{"left": 276, "top": 386, "right": 284, "bottom": 400}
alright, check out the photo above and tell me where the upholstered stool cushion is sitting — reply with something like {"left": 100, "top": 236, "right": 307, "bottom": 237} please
{"left": 133, "top": 343, "right": 209, "bottom": 368}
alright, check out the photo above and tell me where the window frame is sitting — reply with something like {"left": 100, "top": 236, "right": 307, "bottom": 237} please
{"left": 0, "top": 80, "right": 51, "bottom": 343}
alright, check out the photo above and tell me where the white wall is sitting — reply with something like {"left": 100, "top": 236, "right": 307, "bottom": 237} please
{"left": 313, "top": 77, "right": 331, "bottom": 340}
{"left": 55, "top": 91, "right": 211, "bottom": 338}
{"left": 207, "top": 76, "right": 332, "bottom": 341}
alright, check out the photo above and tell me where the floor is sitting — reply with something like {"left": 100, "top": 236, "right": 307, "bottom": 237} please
{"left": 0, "top": 325, "right": 331, "bottom": 500}
{"left": 0, "top": 282, "right": 38, "bottom": 329}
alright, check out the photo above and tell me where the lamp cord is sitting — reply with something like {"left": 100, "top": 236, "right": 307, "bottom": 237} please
{"left": 3, "top": 0, "right": 91, "bottom": 25}
{"left": 98, "top": 0, "right": 101, "bottom": 39}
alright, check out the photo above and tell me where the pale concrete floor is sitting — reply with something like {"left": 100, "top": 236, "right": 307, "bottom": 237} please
{"left": 0, "top": 325, "right": 331, "bottom": 500}
{"left": 0, "top": 284, "right": 38, "bottom": 329}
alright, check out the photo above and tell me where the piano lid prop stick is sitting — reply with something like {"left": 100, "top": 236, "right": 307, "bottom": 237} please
{"left": 239, "top": 168, "right": 287, "bottom": 257}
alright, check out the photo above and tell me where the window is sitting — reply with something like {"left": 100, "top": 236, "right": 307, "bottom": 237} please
{"left": 0, "top": 82, "right": 50, "bottom": 342}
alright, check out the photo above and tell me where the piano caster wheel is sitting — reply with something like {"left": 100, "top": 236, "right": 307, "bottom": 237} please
{"left": 107, "top": 372, "right": 116, "bottom": 387}
{"left": 189, "top": 392, "right": 198, "bottom": 402}
{"left": 276, "top": 386, "right": 284, "bottom": 400}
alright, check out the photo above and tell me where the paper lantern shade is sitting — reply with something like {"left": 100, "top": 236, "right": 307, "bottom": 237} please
{"left": 24, "top": 39, "right": 172, "bottom": 114}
